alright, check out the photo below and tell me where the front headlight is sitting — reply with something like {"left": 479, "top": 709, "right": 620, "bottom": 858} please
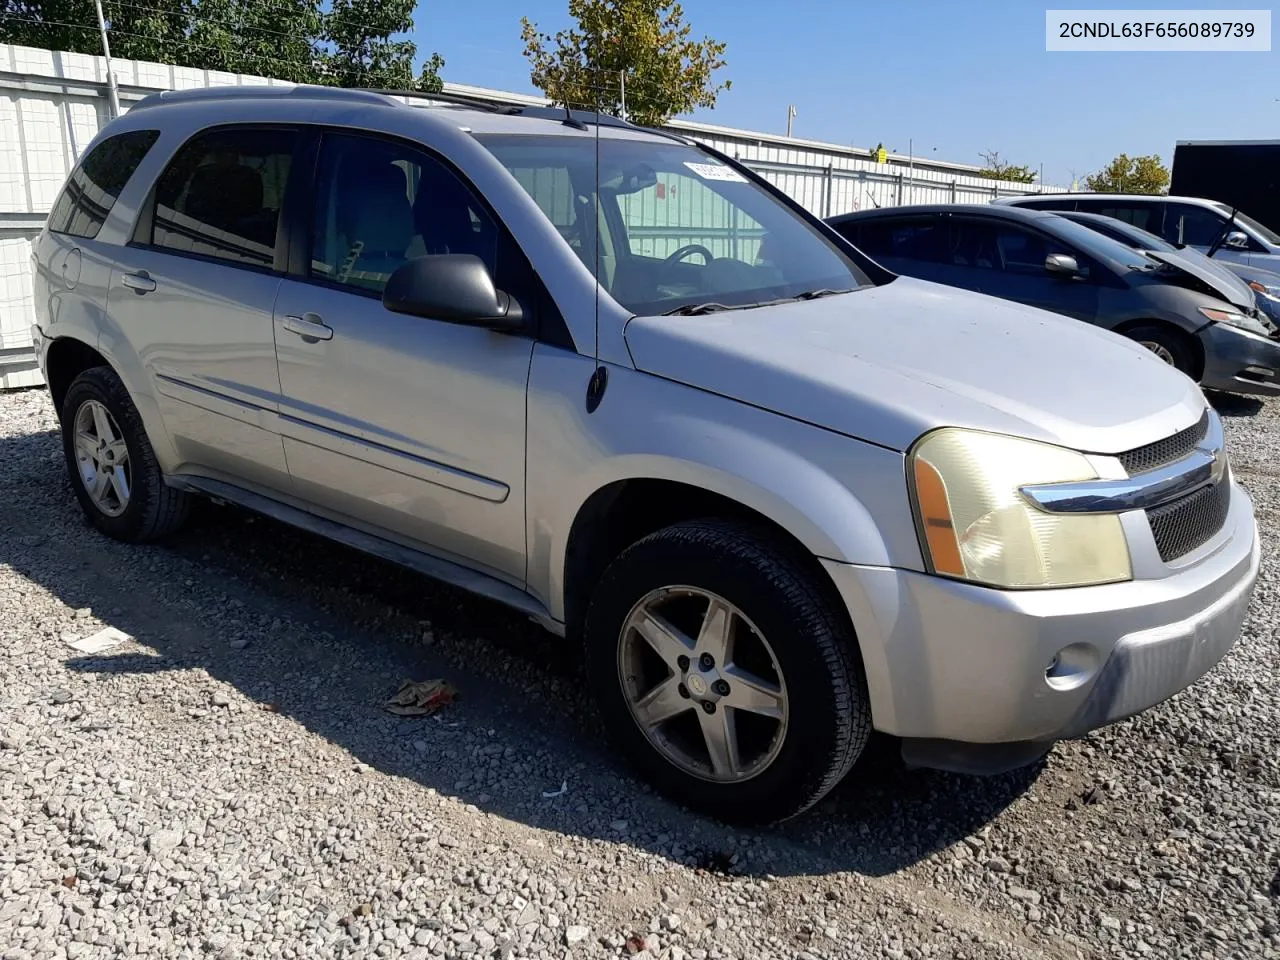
{"left": 1199, "top": 305, "right": 1273, "bottom": 337}
{"left": 910, "top": 428, "right": 1132, "bottom": 589}
{"left": 1247, "top": 280, "right": 1280, "bottom": 301}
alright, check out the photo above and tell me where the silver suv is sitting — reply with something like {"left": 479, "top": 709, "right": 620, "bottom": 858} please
{"left": 32, "top": 86, "right": 1260, "bottom": 823}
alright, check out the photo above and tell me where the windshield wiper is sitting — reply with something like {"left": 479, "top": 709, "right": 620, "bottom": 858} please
{"left": 663, "top": 288, "right": 856, "bottom": 316}
{"left": 663, "top": 302, "right": 734, "bottom": 316}
{"left": 793, "top": 288, "right": 854, "bottom": 300}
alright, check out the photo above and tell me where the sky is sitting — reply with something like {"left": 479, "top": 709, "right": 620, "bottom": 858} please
{"left": 417, "top": 0, "right": 1279, "bottom": 188}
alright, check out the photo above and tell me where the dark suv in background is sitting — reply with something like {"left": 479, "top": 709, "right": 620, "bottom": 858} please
{"left": 828, "top": 204, "right": 1280, "bottom": 397}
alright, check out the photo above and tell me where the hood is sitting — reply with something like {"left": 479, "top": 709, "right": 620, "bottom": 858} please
{"left": 1144, "top": 249, "right": 1256, "bottom": 311}
{"left": 625, "top": 277, "right": 1205, "bottom": 454}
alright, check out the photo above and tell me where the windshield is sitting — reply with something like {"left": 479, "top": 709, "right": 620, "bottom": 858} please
{"left": 475, "top": 134, "right": 869, "bottom": 315}
{"left": 1042, "top": 216, "right": 1154, "bottom": 271}
{"left": 1210, "top": 203, "right": 1280, "bottom": 246}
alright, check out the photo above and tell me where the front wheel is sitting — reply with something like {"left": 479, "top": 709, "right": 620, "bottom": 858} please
{"left": 583, "top": 519, "right": 871, "bottom": 824}
{"left": 1124, "top": 323, "right": 1198, "bottom": 377}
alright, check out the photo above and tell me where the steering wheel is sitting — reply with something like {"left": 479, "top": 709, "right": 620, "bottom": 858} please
{"left": 664, "top": 243, "right": 714, "bottom": 266}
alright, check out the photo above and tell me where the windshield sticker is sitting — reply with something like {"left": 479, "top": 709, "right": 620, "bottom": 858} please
{"left": 683, "top": 161, "right": 747, "bottom": 183}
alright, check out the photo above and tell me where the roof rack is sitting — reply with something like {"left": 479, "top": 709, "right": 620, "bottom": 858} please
{"left": 354, "top": 88, "right": 518, "bottom": 114}
{"left": 369, "top": 90, "right": 691, "bottom": 143}
{"left": 511, "top": 105, "right": 694, "bottom": 144}
{"left": 130, "top": 84, "right": 394, "bottom": 111}
{"left": 128, "top": 82, "right": 694, "bottom": 145}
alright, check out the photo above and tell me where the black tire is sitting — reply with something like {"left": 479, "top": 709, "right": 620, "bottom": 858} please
{"left": 60, "top": 366, "right": 190, "bottom": 542}
{"left": 583, "top": 518, "right": 871, "bottom": 824}
{"left": 1123, "top": 323, "right": 1199, "bottom": 378}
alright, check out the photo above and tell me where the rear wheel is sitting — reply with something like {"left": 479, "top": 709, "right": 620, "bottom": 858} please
{"left": 583, "top": 519, "right": 871, "bottom": 824}
{"left": 1124, "top": 323, "right": 1198, "bottom": 377}
{"left": 60, "top": 366, "right": 190, "bottom": 542}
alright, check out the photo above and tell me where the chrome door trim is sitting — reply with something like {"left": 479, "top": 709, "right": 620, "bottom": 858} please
{"left": 1021, "top": 412, "right": 1226, "bottom": 515}
{"left": 154, "top": 372, "right": 278, "bottom": 430}
{"left": 276, "top": 413, "right": 510, "bottom": 503}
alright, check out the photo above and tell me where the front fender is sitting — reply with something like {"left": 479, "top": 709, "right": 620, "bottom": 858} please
{"left": 525, "top": 348, "right": 923, "bottom": 621}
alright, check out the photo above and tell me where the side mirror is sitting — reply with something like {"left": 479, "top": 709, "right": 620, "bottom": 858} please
{"left": 1044, "top": 253, "right": 1079, "bottom": 276}
{"left": 383, "top": 254, "right": 523, "bottom": 331}
{"left": 1224, "top": 230, "right": 1249, "bottom": 250}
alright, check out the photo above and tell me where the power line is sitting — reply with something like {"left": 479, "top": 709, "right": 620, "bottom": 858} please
{"left": 3, "top": 14, "right": 429, "bottom": 87}
{"left": 11, "top": 11, "right": 683, "bottom": 107}
{"left": 105, "top": 0, "right": 321, "bottom": 46}
{"left": 100, "top": 0, "right": 398, "bottom": 49}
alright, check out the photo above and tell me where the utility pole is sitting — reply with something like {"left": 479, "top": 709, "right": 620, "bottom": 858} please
{"left": 908, "top": 137, "right": 914, "bottom": 205}
{"left": 92, "top": 0, "right": 121, "bottom": 119}
{"left": 619, "top": 71, "right": 627, "bottom": 121}
{"left": 786, "top": 104, "right": 796, "bottom": 137}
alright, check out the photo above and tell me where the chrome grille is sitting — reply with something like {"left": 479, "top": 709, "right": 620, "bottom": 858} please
{"left": 1147, "top": 476, "right": 1231, "bottom": 562}
{"left": 1118, "top": 411, "right": 1209, "bottom": 476}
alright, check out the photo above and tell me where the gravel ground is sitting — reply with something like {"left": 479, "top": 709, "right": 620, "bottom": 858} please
{"left": 0, "top": 386, "right": 1277, "bottom": 960}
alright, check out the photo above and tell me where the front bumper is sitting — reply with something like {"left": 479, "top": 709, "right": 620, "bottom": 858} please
{"left": 823, "top": 481, "right": 1259, "bottom": 770}
{"left": 1198, "top": 321, "right": 1280, "bottom": 396}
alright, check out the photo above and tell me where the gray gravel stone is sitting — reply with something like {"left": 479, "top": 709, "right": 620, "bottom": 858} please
{"left": 1, "top": 387, "right": 1278, "bottom": 960}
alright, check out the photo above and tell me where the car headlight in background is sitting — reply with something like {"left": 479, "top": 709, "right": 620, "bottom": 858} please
{"left": 1246, "top": 282, "right": 1280, "bottom": 329}
{"left": 910, "top": 428, "right": 1132, "bottom": 589}
{"left": 1247, "top": 280, "right": 1280, "bottom": 301}
{"left": 1198, "top": 305, "right": 1275, "bottom": 338}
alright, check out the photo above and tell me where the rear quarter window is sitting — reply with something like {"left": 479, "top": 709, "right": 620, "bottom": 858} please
{"left": 47, "top": 130, "right": 161, "bottom": 239}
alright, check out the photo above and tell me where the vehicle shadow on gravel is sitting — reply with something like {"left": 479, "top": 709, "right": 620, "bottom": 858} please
{"left": 3, "top": 420, "right": 1033, "bottom": 881}
{"left": 1207, "top": 390, "right": 1265, "bottom": 419}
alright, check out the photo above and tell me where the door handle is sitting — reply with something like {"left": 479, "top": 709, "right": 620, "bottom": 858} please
{"left": 120, "top": 271, "right": 156, "bottom": 293}
{"left": 282, "top": 314, "right": 333, "bottom": 342}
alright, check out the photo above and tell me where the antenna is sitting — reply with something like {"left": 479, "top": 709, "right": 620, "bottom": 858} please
{"left": 584, "top": 70, "right": 607, "bottom": 413}
{"left": 562, "top": 95, "right": 588, "bottom": 131}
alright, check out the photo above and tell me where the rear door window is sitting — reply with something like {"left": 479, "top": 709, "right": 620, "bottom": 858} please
{"left": 1077, "top": 199, "right": 1163, "bottom": 235}
{"left": 47, "top": 129, "right": 160, "bottom": 239}
{"left": 852, "top": 218, "right": 946, "bottom": 262}
{"left": 148, "top": 127, "right": 296, "bottom": 268}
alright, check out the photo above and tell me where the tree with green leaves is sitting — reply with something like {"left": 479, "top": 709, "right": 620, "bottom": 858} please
{"left": 184, "top": 0, "right": 323, "bottom": 84}
{"left": 1085, "top": 154, "right": 1170, "bottom": 194}
{"left": 0, "top": 0, "right": 188, "bottom": 64}
{"left": 977, "top": 149, "right": 1037, "bottom": 184}
{"left": 520, "top": 0, "right": 729, "bottom": 127}
{"left": 320, "top": 0, "right": 442, "bottom": 91}
{"left": 0, "top": 0, "right": 443, "bottom": 91}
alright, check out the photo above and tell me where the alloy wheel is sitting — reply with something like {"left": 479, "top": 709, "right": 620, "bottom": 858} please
{"left": 72, "top": 399, "right": 131, "bottom": 517}
{"left": 617, "top": 586, "right": 788, "bottom": 783}
{"left": 1138, "top": 340, "right": 1177, "bottom": 365}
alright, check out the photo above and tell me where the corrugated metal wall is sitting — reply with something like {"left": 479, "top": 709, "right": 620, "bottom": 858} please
{"left": 0, "top": 42, "right": 1067, "bottom": 386}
